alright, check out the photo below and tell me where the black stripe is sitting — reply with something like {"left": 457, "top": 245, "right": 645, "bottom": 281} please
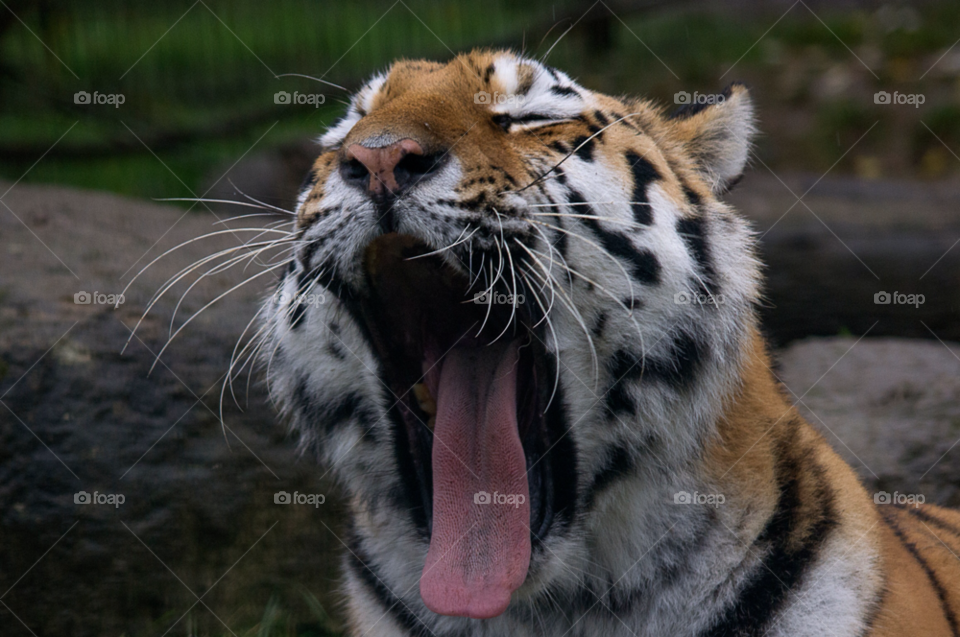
{"left": 624, "top": 152, "right": 659, "bottom": 226}
{"left": 346, "top": 536, "right": 432, "bottom": 637}
{"left": 593, "top": 110, "right": 610, "bottom": 127}
{"left": 610, "top": 110, "right": 640, "bottom": 131}
{"left": 667, "top": 99, "right": 714, "bottom": 121}
{"left": 584, "top": 444, "right": 633, "bottom": 508}
{"left": 291, "top": 253, "right": 323, "bottom": 328}
{"left": 512, "top": 112, "right": 578, "bottom": 125}
{"left": 683, "top": 184, "right": 703, "bottom": 206}
{"left": 611, "top": 329, "right": 706, "bottom": 390}
{"left": 858, "top": 582, "right": 887, "bottom": 637}
{"left": 540, "top": 192, "right": 568, "bottom": 259}
{"left": 573, "top": 136, "right": 595, "bottom": 162}
{"left": 676, "top": 216, "right": 717, "bottom": 295}
{"left": 484, "top": 63, "right": 495, "bottom": 83}
{"left": 293, "top": 381, "right": 377, "bottom": 441}
{"left": 541, "top": 353, "right": 578, "bottom": 531}
{"left": 290, "top": 299, "right": 307, "bottom": 328}
{"left": 882, "top": 509, "right": 960, "bottom": 637}
{"left": 567, "top": 188, "right": 661, "bottom": 285}
{"left": 667, "top": 82, "right": 744, "bottom": 121}
{"left": 604, "top": 331, "right": 707, "bottom": 417}
{"left": 299, "top": 240, "right": 321, "bottom": 274}
{"left": 701, "top": 447, "right": 837, "bottom": 637}
{"left": 324, "top": 341, "right": 347, "bottom": 361}
{"left": 591, "top": 310, "right": 607, "bottom": 338}
{"left": 902, "top": 504, "right": 960, "bottom": 539}
{"left": 604, "top": 378, "right": 637, "bottom": 417}
{"left": 551, "top": 85, "right": 579, "bottom": 98}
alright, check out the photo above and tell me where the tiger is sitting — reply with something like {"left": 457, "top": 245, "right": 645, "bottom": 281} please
{"left": 258, "top": 49, "right": 960, "bottom": 636}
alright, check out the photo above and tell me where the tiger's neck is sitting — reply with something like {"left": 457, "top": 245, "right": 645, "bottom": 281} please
{"left": 567, "top": 330, "right": 879, "bottom": 636}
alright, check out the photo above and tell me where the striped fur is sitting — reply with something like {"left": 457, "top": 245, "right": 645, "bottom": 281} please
{"left": 259, "top": 50, "right": 960, "bottom": 636}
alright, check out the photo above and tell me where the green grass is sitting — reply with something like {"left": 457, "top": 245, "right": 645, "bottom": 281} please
{"left": 126, "top": 587, "right": 343, "bottom": 637}
{"left": 3, "top": 0, "right": 960, "bottom": 200}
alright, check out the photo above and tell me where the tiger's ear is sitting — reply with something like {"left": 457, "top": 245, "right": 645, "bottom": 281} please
{"left": 666, "top": 83, "right": 755, "bottom": 194}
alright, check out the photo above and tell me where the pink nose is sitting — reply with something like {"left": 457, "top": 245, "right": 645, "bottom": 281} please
{"left": 344, "top": 139, "right": 424, "bottom": 195}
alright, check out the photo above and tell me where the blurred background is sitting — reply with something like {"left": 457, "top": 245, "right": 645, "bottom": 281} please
{"left": 1, "top": 0, "right": 959, "bottom": 635}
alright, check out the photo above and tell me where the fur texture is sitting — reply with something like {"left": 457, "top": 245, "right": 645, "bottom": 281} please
{"left": 257, "top": 50, "right": 960, "bottom": 636}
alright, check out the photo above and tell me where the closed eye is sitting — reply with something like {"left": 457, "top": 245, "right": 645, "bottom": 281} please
{"left": 494, "top": 113, "right": 576, "bottom": 131}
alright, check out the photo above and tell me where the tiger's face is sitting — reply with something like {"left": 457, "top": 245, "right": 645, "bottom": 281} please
{"left": 264, "top": 50, "right": 760, "bottom": 624}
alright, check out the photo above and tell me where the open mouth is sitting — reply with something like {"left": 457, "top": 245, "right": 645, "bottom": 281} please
{"left": 357, "top": 233, "right": 557, "bottom": 619}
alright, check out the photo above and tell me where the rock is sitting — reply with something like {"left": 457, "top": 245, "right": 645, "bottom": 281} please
{"left": 200, "top": 140, "right": 321, "bottom": 216}
{"left": 726, "top": 172, "right": 960, "bottom": 346}
{"left": 0, "top": 181, "right": 342, "bottom": 636}
{"left": 777, "top": 336, "right": 960, "bottom": 508}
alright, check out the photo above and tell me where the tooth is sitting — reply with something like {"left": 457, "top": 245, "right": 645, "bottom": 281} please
{"left": 413, "top": 383, "right": 437, "bottom": 417}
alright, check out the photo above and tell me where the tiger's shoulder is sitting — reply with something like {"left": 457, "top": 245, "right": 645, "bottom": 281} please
{"left": 707, "top": 332, "right": 960, "bottom": 637}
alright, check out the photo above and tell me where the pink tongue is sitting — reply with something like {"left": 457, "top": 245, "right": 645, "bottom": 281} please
{"left": 420, "top": 340, "right": 531, "bottom": 619}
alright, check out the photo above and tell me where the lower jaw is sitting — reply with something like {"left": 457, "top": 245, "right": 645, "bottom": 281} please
{"left": 366, "top": 338, "right": 581, "bottom": 619}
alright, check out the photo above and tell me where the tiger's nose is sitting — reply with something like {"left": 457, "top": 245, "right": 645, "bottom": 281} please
{"left": 340, "top": 139, "right": 442, "bottom": 197}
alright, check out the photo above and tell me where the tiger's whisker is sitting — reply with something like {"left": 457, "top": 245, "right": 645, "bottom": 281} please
{"left": 149, "top": 261, "right": 289, "bottom": 374}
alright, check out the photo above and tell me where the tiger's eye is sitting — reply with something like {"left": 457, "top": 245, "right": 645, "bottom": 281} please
{"left": 492, "top": 114, "right": 513, "bottom": 130}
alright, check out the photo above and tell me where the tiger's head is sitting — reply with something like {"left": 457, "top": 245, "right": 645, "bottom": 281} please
{"left": 263, "top": 49, "right": 760, "bottom": 624}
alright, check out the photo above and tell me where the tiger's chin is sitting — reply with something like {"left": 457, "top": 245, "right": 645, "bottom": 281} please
{"left": 356, "top": 232, "right": 561, "bottom": 618}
